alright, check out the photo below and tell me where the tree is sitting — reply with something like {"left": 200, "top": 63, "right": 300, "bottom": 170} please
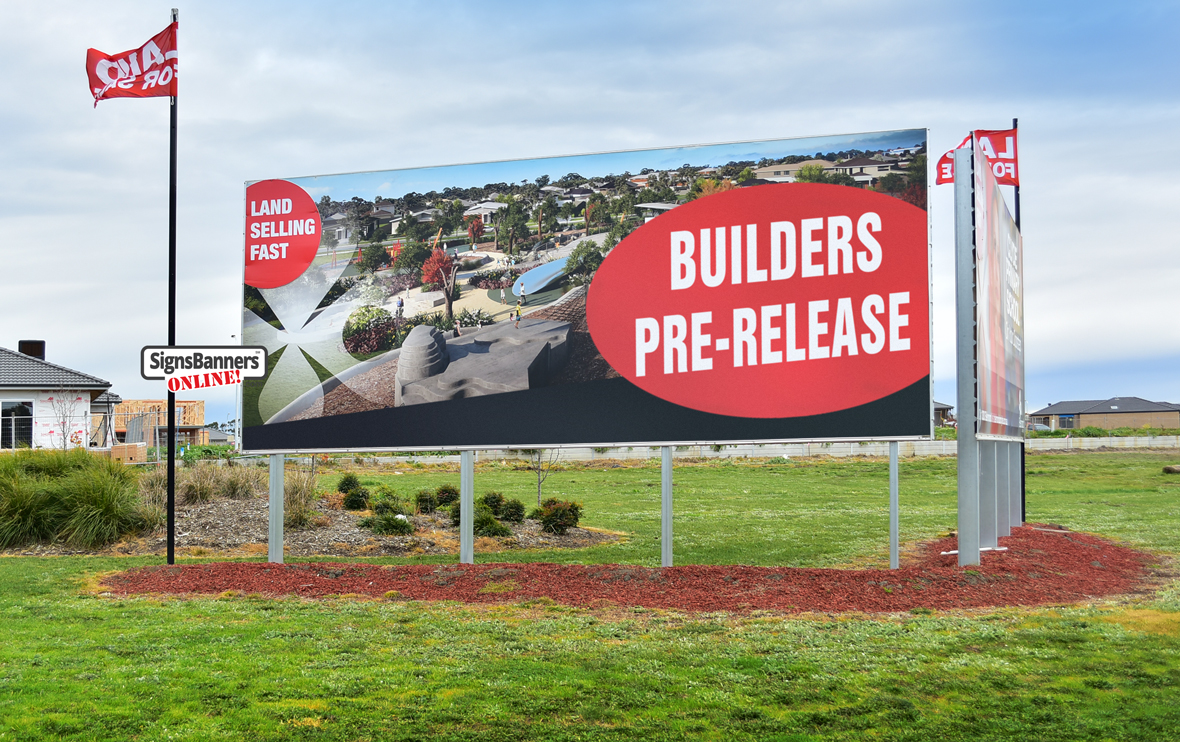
{"left": 466, "top": 215, "right": 484, "bottom": 245}
{"left": 736, "top": 167, "right": 755, "bottom": 184}
{"left": 795, "top": 164, "right": 827, "bottom": 183}
{"left": 360, "top": 240, "right": 390, "bottom": 273}
{"left": 433, "top": 199, "right": 466, "bottom": 238}
{"left": 47, "top": 392, "right": 85, "bottom": 449}
{"left": 690, "top": 177, "right": 734, "bottom": 199}
{"left": 519, "top": 449, "right": 562, "bottom": 505}
{"left": 396, "top": 214, "right": 432, "bottom": 244}
{"left": 393, "top": 240, "right": 431, "bottom": 274}
{"left": 421, "top": 248, "right": 458, "bottom": 319}
{"left": 876, "top": 172, "right": 908, "bottom": 194}
{"left": 496, "top": 200, "right": 529, "bottom": 254}
{"left": 565, "top": 237, "right": 605, "bottom": 278}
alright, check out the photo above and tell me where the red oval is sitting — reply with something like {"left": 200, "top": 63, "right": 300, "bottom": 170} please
{"left": 244, "top": 180, "right": 322, "bottom": 289}
{"left": 586, "top": 183, "right": 928, "bottom": 419}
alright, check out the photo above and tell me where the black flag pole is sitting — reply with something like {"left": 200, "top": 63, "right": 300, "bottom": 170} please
{"left": 166, "top": 6, "right": 179, "bottom": 566}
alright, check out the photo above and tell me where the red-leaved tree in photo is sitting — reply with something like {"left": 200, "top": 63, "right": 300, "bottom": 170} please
{"left": 421, "top": 248, "right": 458, "bottom": 320}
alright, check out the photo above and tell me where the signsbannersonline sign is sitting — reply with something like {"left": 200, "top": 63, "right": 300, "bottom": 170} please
{"left": 141, "top": 346, "right": 267, "bottom": 392}
{"left": 240, "top": 131, "right": 931, "bottom": 453}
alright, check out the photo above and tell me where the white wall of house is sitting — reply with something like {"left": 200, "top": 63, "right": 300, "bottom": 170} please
{"left": 0, "top": 390, "right": 92, "bottom": 449}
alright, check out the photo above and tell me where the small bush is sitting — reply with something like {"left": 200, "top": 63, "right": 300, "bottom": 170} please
{"left": 56, "top": 467, "right": 140, "bottom": 549}
{"left": 479, "top": 491, "right": 505, "bottom": 517}
{"left": 526, "top": 507, "right": 543, "bottom": 521}
{"left": 449, "top": 500, "right": 462, "bottom": 527}
{"left": 343, "top": 486, "right": 370, "bottom": 511}
{"left": 178, "top": 464, "right": 218, "bottom": 505}
{"left": 223, "top": 467, "right": 265, "bottom": 499}
{"left": 342, "top": 305, "right": 395, "bottom": 354}
{"left": 435, "top": 483, "right": 460, "bottom": 506}
{"left": 473, "top": 508, "right": 511, "bottom": 537}
{"left": 371, "top": 485, "right": 410, "bottom": 517}
{"left": 416, "top": 489, "right": 437, "bottom": 514}
{"left": 538, "top": 498, "right": 582, "bottom": 534}
{"left": 284, "top": 469, "right": 319, "bottom": 529}
{"left": 337, "top": 473, "right": 361, "bottom": 494}
{"left": 361, "top": 512, "right": 414, "bottom": 536}
{"left": 0, "top": 472, "right": 57, "bottom": 548}
{"left": 500, "top": 498, "right": 526, "bottom": 523}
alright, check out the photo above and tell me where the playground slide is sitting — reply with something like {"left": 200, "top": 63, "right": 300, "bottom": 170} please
{"left": 512, "top": 259, "right": 568, "bottom": 297}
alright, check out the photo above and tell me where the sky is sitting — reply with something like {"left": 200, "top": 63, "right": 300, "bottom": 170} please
{"left": 1, "top": 0, "right": 1178, "bottom": 432}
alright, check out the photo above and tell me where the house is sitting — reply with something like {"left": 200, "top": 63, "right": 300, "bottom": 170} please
{"left": 1029, "top": 397, "right": 1180, "bottom": 431}
{"left": 113, "top": 398, "right": 208, "bottom": 447}
{"left": 933, "top": 401, "right": 954, "bottom": 426}
{"left": 752, "top": 159, "right": 835, "bottom": 182}
{"left": 0, "top": 343, "right": 111, "bottom": 450}
{"left": 831, "top": 157, "right": 905, "bottom": 186}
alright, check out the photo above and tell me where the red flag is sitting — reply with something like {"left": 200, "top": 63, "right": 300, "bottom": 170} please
{"left": 86, "top": 22, "right": 177, "bottom": 106}
{"left": 935, "top": 128, "right": 1020, "bottom": 186}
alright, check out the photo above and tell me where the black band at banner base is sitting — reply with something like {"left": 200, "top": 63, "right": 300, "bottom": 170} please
{"left": 244, "top": 376, "right": 931, "bottom": 452}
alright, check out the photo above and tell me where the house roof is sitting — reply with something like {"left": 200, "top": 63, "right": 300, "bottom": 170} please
{"left": 933, "top": 400, "right": 953, "bottom": 411}
{"left": 95, "top": 391, "right": 122, "bottom": 405}
{"left": 1030, "top": 397, "right": 1179, "bottom": 416}
{"left": 0, "top": 347, "right": 111, "bottom": 391}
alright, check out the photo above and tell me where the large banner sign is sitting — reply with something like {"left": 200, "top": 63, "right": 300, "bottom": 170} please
{"left": 973, "top": 135, "right": 1025, "bottom": 439}
{"left": 241, "top": 130, "right": 931, "bottom": 452}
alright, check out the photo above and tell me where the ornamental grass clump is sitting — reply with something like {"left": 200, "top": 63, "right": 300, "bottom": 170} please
{"left": 284, "top": 469, "right": 318, "bottom": 529}
{"left": 360, "top": 512, "right": 414, "bottom": 536}
{"left": 499, "top": 498, "right": 526, "bottom": 524}
{"left": 415, "top": 489, "right": 437, "bottom": 514}
{"left": 178, "top": 463, "right": 218, "bottom": 505}
{"left": 55, "top": 462, "right": 140, "bottom": 549}
{"left": 0, "top": 471, "right": 56, "bottom": 548}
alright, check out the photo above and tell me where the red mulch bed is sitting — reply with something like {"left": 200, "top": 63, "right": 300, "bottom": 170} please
{"left": 99, "top": 525, "right": 1159, "bottom": 614}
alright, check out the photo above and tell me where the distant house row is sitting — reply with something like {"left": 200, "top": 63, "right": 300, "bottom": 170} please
{"left": 1029, "top": 398, "right": 1180, "bottom": 431}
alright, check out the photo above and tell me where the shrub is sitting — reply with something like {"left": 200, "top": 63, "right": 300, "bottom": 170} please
{"left": 342, "top": 305, "right": 395, "bottom": 354}
{"left": 343, "top": 486, "right": 370, "bottom": 511}
{"left": 56, "top": 466, "right": 140, "bottom": 549}
{"left": 361, "top": 512, "right": 414, "bottom": 536}
{"left": 455, "top": 308, "right": 496, "bottom": 328}
{"left": 435, "top": 483, "right": 460, "bottom": 506}
{"left": 284, "top": 469, "right": 319, "bottom": 529}
{"left": 178, "top": 464, "right": 218, "bottom": 505}
{"left": 416, "top": 489, "right": 437, "bottom": 514}
{"left": 538, "top": 498, "right": 582, "bottom": 534}
{"left": 222, "top": 467, "right": 265, "bottom": 500}
{"left": 500, "top": 498, "right": 526, "bottom": 523}
{"left": 474, "top": 508, "right": 511, "bottom": 537}
{"left": 337, "top": 473, "right": 361, "bottom": 494}
{"left": 479, "top": 491, "right": 505, "bottom": 517}
{"left": 8, "top": 447, "right": 92, "bottom": 479}
{"left": 449, "top": 500, "right": 462, "bottom": 527}
{"left": 0, "top": 471, "right": 57, "bottom": 548}
{"left": 371, "top": 485, "right": 410, "bottom": 517}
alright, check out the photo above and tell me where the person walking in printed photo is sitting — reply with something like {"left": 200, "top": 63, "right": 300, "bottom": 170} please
{"left": 513, "top": 300, "right": 523, "bottom": 328}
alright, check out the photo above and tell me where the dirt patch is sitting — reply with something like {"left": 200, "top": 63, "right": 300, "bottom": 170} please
{"left": 99, "top": 525, "right": 1163, "bottom": 614}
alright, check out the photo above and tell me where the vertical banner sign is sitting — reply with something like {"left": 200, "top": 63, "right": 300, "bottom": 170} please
{"left": 973, "top": 135, "right": 1025, "bottom": 439}
{"left": 936, "top": 128, "right": 1020, "bottom": 186}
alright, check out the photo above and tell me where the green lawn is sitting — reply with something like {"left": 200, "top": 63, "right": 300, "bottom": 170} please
{"left": 1, "top": 451, "right": 1178, "bottom": 740}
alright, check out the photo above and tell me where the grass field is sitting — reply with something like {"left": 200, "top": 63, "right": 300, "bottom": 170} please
{"left": 1, "top": 451, "right": 1177, "bottom": 740}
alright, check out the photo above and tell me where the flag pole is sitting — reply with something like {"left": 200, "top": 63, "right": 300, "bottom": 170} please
{"left": 166, "top": 7, "right": 179, "bottom": 566}
{"left": 1012, "top": 116, "right": 1025, "bottom": 526}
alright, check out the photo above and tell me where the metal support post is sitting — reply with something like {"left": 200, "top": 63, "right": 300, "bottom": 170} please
{"left": 268, "top": 454, "right": 284, "bottom": 564}
{"left": 1011, "top": 441, "right": 1024, "bottom": 527}
{"left": 954, "top": 146, "right": 981, "bottom": 567}
{"left": 997, "top": 441, "right": 1011, "bottom": 537}
{"left": 979, "top": 440, "right": 998, "bottom": 549}
{"left": 460, "top": 450, "right": 474, "bottom": 564}
{"left": 661, "top": 446, "right": 673, "bottom": 568}
{"left": 889, "top": 440, "right": 899, "bottom": 570}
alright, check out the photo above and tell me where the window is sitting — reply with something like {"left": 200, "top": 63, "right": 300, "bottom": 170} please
{"left": 1058, "top": 415, "right": 1075, "bottom": 429}
{"left": 1, "top": 401, "right": 33, "bottom": 448}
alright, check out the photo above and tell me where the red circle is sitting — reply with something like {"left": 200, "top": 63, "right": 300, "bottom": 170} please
{"left": 244, "top": 180, "right": 322, "bottom": 289}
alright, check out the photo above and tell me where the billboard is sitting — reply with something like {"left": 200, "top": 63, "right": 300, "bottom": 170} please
{"left": 972, "top": 134, "right": 1025, "bottom": 440}
{"left": 241, "top": 131, "right": 931, "bottom": 452}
